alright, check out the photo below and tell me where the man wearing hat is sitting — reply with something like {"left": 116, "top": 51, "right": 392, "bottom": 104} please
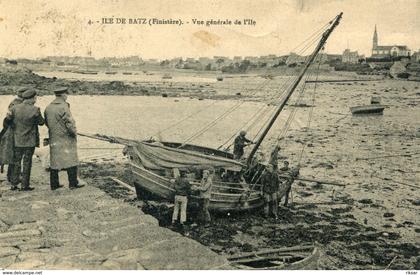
{"left": 261, "top": 164, "right": 280, "bottom": 219}
{"left": 0, "top": 87, "right": 28, "bottom": 183}
{"left": 233, "top": 130, "right": 254, "bottom": 160}
{"left": 6, "top": 89, "right": 44, "bottom": 191}
{"left": 269, "top": 145, "right": 282, "bottom": 171}
{"left": 8, "top": 87, "right": 27, "bottom": 110}
{"left": 44, "top": 87, "right": 83, "bottom": 190}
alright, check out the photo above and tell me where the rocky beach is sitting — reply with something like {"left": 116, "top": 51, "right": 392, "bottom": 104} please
{"left": 1, "top": 66, "right": 419, "bottom": 270}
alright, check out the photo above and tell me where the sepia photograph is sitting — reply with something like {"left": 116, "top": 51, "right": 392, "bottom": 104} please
{"left": 0, "top": 0, "right": 419, "bottom": 272}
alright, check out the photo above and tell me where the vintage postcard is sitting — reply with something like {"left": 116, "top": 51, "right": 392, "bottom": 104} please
{"left": 0, "top": 0, "right": 419, "bottom": 272}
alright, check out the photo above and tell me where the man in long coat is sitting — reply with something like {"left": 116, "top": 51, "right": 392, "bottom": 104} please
{"left": 44, "top": 87, "right": 83, "bottom": 190}
{"left": 0, "top": 87, "right": 27, "bottom": 183}
{"left": 6, "top": 89, "right": 44, "bottom": 191}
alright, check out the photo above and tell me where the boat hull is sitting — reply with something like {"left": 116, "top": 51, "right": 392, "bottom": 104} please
{"left": 350, "top": 105, "right": 385, "bottom": 115}
{"left": 228, "top": 244, "right": 320, "bottom": 270}
{"left": 129, "top": 162, "right": 264, "bottom": 212}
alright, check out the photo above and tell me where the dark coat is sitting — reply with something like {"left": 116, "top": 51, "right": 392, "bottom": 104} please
{"left": 44, "top": 97, "right": 78, "bottom": 170}
{"left": 233, "top": 135, "right": 251, "bottom": 158}
{"left": 0, "top": 127, "right": 14, "bottom": 165}
{"left": 8, "top": 101, "right": 44, "bottom": 148}
{"left": 0, "top": 98, "right": 23, "bottom": 165}
{"left": 261, "top": 170, "right": 280, "bottom": 194}
{"left": 269, "top": 147, "right": 281, "bottom": 168}
{"left": 174, "top": 177, "right": 191, "bottom": 196}
{"left": 8, "top": 98, "right": 23, "bottom": 110}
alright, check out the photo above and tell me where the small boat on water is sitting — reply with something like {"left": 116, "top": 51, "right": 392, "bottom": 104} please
{"left": 162, "top": 74, "right": 172, "bottom": 79}
{"left": 350, "top": 105, "right": 386, "bottom": 115}
{"left": 228, "top": 244, "right": 320, "bottom": 270}
{"left": 74, "top": 70, "right": 99, "bottom": 75}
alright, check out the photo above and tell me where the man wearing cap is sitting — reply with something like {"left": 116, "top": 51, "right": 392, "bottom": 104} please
{"left": 269, "top": 145, "right": 281, "bottom": 170}
{"left": 0, "top": 87, "right": 27, "bottom": 183}
{"left": 233, "top": 130, "right": 254, "bottom": 160}
{"left": 6, "top": 89, "right": 44, "bottom": 191}
{"left": 279, "top": 163, "right": 299, "bottom": 207}
{"left": 44, "top": 87, "right": 83, "bottom": 190}
{"left": 192, "top": 169, "right": 213, "bottom": 225}
{"left": 8, "top": 87, "right": 27, "bottom": 110}
{"left": 172, "top": 170, "right": 192, "bottom": 227}
{"left": 261, "top": 164, "right": 280, "bottom": 219}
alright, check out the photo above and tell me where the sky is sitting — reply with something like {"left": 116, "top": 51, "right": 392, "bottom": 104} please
{"left": 0, "top": 0, "right": 419, "bottom": 59}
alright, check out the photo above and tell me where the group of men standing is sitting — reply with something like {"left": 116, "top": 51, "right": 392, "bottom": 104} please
{"left": 171, "top": 168, "right": 213, "bottom": 229}
{"left": 261, "top": 144, "right": 299, "bottom": 219}
{"left": 0, "top": 87, "right": 83, "bottom": 191}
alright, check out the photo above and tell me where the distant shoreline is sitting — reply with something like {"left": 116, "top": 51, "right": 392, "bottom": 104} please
{"left": 0, "top": 65, "right": 394, "bottom": 103}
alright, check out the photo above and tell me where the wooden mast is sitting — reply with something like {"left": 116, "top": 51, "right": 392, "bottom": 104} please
{"left": 246, "top": 12, "right": 343, "bottom": 166}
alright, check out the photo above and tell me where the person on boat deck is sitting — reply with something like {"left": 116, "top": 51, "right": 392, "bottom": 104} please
{"left": 233, "top": 130, "right": 254, "bottom": 160}
{"left": 1, "top": 87, "right": 27, "bottom": 184}
{"left": 193, "top": 169, "right": 213, "bottom": 225}
{"left": 6, "top": 89, "right": 45, "bottom": 191}
{"left": 261, "top": 164, "right": 280, "bottom": 219}
{"left": 172, "top": 170, "right": 192, "bottom": 226}
{"left": 268, "top": 145, "right": 281, "bottom": 170}
{"left": 44, "top": 87, "right": 84, "bottom": 190}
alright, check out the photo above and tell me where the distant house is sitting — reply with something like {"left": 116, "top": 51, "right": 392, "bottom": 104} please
{"left": 286, "top": 53, "right": 306, "bottom": 65}
{"left": 371, "top": 25, "right": 411, "bottom": 58}
{"left": 260, "top": 55, "right": 280, "bottom": 66}
{"left": 244, "top": 56, "right": 259, "bottom": 63}
{"left": 342, "top": 49, "right": 360, "bottom": 64}
{"left": 198, "top": 57, "right": 212, "bottom": 64}
{"left": 146, "top": 59, "right": 159, "bottom": 64}
{"left": 411, "top": 51, "right": 420, "bottom": 63}
{"left": 233, "top": 56, "right": 242, "bottom": 63}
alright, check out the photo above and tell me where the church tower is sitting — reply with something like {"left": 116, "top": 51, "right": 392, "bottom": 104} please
{"left": 373, "top": 25, "right": 378, "bottom": 49}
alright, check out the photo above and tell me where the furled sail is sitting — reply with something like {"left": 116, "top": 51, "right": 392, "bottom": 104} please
{"left": 126, "top": 141, "right": 244, "bottom": 171}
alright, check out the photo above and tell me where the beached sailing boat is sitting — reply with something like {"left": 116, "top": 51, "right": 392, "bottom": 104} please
{"left": 80, "top": 13, "right": 343, "bottom": 212}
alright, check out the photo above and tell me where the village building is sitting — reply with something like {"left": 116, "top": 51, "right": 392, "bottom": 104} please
{"left": 168, "top": 57, "right": 183, "bottom": 68}
{"left": 411, "top": 51, "right": 420, "bottom": 63}
{"left": 198, "top": 57, "right": 212, "bottom": 64}
{"left": 371, "top": 25, "right": 411, "bottom": 58}
{"left": 342, "top": 49, "right": 361, "bottom": 64}
{"left": 244, "top": 56, "right": 259, "bottom": 63}
{"left": 233, "top": 56, "right": 242, "bottom": 63}
{"left": 260, "top": 54, "right": 281, "bottom": 66}
{"left": 286, "top": 53, "right": 306, "bottom": 65}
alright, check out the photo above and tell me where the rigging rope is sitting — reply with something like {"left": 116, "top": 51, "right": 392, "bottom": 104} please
{"left": 176, "top": 20, "right": 331, "bottom": 148}
{"left": 153, "top": 101, "right": 218, "bottom": 136}
{"left": 297, "top": 50, "right": 324, "bottom": 164}
{"left": 217, "top": 26, "right": 329, "bottom": 150}
{"left": 251, "top": 42, "right": 324, "bottom": 145}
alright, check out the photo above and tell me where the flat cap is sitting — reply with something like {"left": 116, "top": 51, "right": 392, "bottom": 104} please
{"left": 53, "top": 87, "right": 68, "bottom": 95}
{"left": 22, "top": 89, "right": 37, "bottom": 99}
{"left": 16, "top": 87, "right": 28, "bottom": 97}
